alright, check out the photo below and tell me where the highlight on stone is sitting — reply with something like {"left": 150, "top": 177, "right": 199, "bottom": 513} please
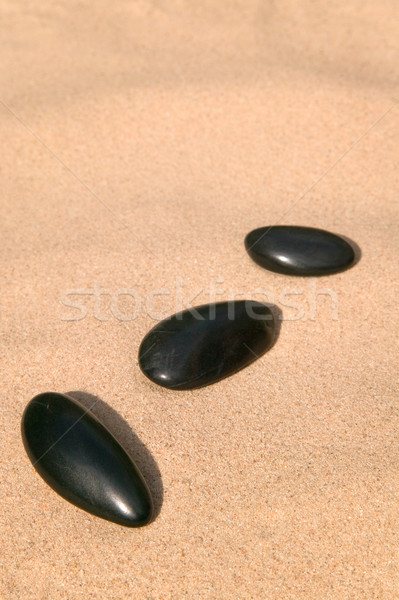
{"left": 245, "top": 225, "right": 357, "bottom": 276}
{"left": 139, "top": 300, "right": 276, "bottom": 390}
{"left": 21, "top": 392, "right": 153, "bottom": 527}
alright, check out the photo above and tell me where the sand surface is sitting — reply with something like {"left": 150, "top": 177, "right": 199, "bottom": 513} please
{"left": 1, "top": 1, "right": 399, "bottom": 598}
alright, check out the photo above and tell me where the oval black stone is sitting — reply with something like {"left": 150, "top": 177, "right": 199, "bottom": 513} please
{"left": 245, "top": 226, "right": 356, "bottom": 276}
{"left": 138, "top": 300, "right": 275, "bottom": 390}
{"left": 21, "top": 392, "right": 153, "bottom": 527}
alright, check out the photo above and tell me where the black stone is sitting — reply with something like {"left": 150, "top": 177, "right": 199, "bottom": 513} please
{"left": 138, "top": 300, "right": 275, "bottom": 390}
{"left": 21, "top": 392, "right": 153, "bottom": 527}
{"left": 245, "top": 225, "right": 356, "bottom": 276}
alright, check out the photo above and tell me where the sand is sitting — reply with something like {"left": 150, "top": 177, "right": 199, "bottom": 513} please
{"left": 1, "top": 1, "right": 398, "bottom": 598}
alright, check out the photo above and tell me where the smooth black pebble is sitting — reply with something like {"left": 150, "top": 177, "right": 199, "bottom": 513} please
{"left": 138, "top": 300, "right": 275, "bottom": 390}
{"left": 245, "top": 225, "right": 356, "bottom": 276}
{"left": 21, "top": 392, "right": 153, "bottom": 527}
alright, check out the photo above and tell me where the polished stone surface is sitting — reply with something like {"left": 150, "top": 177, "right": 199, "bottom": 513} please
{"left": 21, "top": 392, "right": 153, "bottom": 527}
{"left": 245, "top": 225, "right": 356, "bottom": 276}
{"left": 139, "top": 300, "right": 275, "bottom": 390}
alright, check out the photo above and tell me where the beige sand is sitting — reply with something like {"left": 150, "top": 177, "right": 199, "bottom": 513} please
{"left": 1, "top": 1, "right": 398, "bottom": 598}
